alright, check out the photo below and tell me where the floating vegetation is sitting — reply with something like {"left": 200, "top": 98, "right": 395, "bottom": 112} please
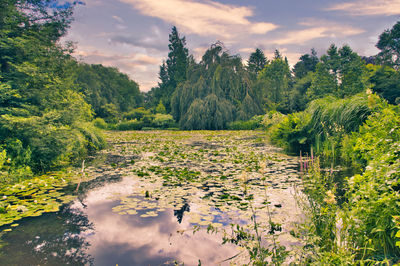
{"left": 96, "top": 130, "right": 302, "bottom": 248}
{"left": 0, "top": 130, "right": 304, "bottom": 265}
{"left": 0, "top": 171, "right": 84, "bottom": 228}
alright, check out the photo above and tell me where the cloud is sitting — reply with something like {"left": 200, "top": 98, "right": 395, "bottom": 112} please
{"left": 118, "top": 0, "right": 278, "bottom": 38}
{"left": 109, "top": 35, "right": 167, "bottom": 51}
{"left": 273, "top": 19, "right": 365, "bottom": 45}
{"left": 327, "top": 0, "right": 400, "bottom": 16}
{"left": 109, "top": 26, "right": 167, "bottom": 52}
{"left": 250, "top": 23, "right": 278, "bottom": 35}
{"left": 193, "top": 46, "right": 209, "bottom": 61}
{"left": 238, "top": 47, "right": 255, "bottom": 54}
{"left": 112, "top": 15, "right": 124, "bottom": 23}
{"left": 73, "top": 45, "right": 162, "bottom": 91}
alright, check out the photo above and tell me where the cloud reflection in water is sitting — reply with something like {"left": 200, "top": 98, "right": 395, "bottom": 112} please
{"left": 71, "top": 177, "right": 241, "bottom": 265}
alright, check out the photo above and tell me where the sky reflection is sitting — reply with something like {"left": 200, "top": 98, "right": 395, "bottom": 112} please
{"left": 74, "top": 176, "right": 242, "bottom": 265}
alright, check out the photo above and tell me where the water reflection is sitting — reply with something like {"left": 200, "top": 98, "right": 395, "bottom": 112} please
{"left": 0, "top": 131, "right": 304, "bottom": 265}
{"left": 76, "top": 177, "right": 241, "bottom": 265}
{"left": 0, "top": 175, "right": 241, "bottom": 265}
{"left": 174, "top": 202, "right": 190, "bottom": 223}
{"left": 0, "top": 205, "right": 94, "bottom": 265}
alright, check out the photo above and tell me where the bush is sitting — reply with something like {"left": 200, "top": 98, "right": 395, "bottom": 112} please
{"left": 93, "top": 117, "right": 108, "bottom": 129}
{"left": 227, "top": 115, "right": 264, "bottom": 130}
{"left": 74, "top": 122, "right": 106, "bottom": 152}
{"left": 0, "top": 114, "right": 106, "bottom": 173}
{"left": 227, "top": 120, "right": 259, "bottom": 130}
{"left": 267, "top": 93, "right": 382, "bottom": 160}
{"left": 298, "top": 103, "right": 400, "bottom": 264}
{"left": 262, "top": 111, "right": 285, "bottom": 129}
{"left": 269, "top": 112, "right": 311, "bottom": 152}
{"left": 98, "top": 103, "right": 120, "bottom": 123}
{"left": 123, "top": 107, "right": 151, "bottom": 120}
{"left": 152, "top": 114, "right": 176, "bottom": 128}
{"left": 115, "top": 120, "right": 144, "bottom": 130}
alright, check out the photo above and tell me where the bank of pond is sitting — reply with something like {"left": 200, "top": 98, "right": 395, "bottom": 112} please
{"left": 0, "top": 126, "right": 399, "bottom": 265}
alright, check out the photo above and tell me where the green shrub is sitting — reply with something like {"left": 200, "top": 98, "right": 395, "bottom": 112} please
{"left": 268, "top": 93, "right": 381, "bottom": 160}
{"left": 116, "top": 120, "right": 144, "bottom": 130}
{"left": 74, "top": 122, "right": 106, "bottom": 152}
{"left": 123, "top": 107, "right": 151, "bottom": 120}
{"left": 0, "top": 114, "right": 106, "bottom": 173}
{"left": 98, "top": 103, "right": 120, "bottom": 123}
{"left": 0, "top": 150, "right": 6, "bottom": 170}
{"left": 93, "top": 117, "right": 108, "bottom": 129}
{"left": 227, "top": 120, "right": 259, "bottom": 130}
{"left": 262, "top": 111, "right": 285, "bottom": 129}
{"left": 152, "top": 114, "right": 176, "bottom": 128}
{"left": 301, "top": 104, "right": 400, "bottom": 264}
{"left": 227, "top": 115, "right": 264, "bottom": 130}
{"left": 141, "top": 114, "right": 155, "bottom": 127}
{"left": 269, "top": 112, "right": 311, "bottom": 152}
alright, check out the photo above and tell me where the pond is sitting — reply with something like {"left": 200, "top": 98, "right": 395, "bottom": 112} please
{"left": 0, "top": 131, "right": 304, "bottom": 265}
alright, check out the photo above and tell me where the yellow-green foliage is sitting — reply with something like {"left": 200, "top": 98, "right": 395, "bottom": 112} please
{"left": 262, "top": 111, "right": 285, "bottom": 129}
{"left": 93, "top": 117, "right": 108, "bottom": 129}
{"left": 269, "top": 111, "right": 311, "bottom": 152}
{"left": 302, "top": 104, "right": 400, "bottom": 263}
{"left": 339, "top": 105, "right": 400, "bottom": 261}
{"left": 0, "top": 150, "right": 6, "bottom": 170}
{"left": 267, "top": 93, "right": 379, "bottom": 160}
{"left": 152, "top": 114, "right": 175, "bottom": 128}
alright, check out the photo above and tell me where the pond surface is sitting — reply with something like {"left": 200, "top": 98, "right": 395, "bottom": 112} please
{"left": 0, "top": 131, "right": 303, "bottom": 265}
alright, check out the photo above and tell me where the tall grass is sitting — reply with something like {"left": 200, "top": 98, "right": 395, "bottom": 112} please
{"left": 269, "top": 92, "right": 382, "bottom": 163}
{"left": 283, "top": 97, "right": 400, "bottom": 264}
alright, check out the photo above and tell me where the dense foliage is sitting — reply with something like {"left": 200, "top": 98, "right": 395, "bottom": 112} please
{"left": 262, "top": 20, "right": 400, "bottom": 264}
{"left": 144, "top": 25, "right": 400, "bottom": 129}
{"left": 73, "top": 63, "right": 143, "bottom": 123}
{"left": 291, "top": 101, "right": 400, "bottom": 264}
{"left": 147, "top": 27, "right": 189, "bottom": 113}
{"left": 1, "top": 1, "right": 400, "bottom": 263}
{"left": 171, "top": 43, "right": 263, "bottom": 129}
{"left": 0, "top": 1, "right": 105, "bottom": 181}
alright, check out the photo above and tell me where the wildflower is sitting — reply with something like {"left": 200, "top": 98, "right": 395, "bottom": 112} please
{"left": 239, "top": 171, "right": 248, "bottom": 183}
{"left": 259, "top": 161, "right": 267, "bottom": 174}
{"left": 324, "top": 190, "right": 336, "bottom": 204}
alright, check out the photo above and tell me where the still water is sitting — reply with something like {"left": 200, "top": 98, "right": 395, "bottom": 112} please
{"left": 0, "top": 131, "right": 303, "bottom": 265}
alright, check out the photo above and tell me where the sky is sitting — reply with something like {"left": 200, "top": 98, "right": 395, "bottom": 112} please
{"left": 62, "top": 0, "right": 400, "bottom": 91}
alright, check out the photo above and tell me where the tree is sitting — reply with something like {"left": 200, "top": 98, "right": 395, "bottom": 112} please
{"left": 293, "top": 49, "right": 319, "bottom": 79}
{"left": 167, "top": 26, "right": 189, "bottom": 88}
{"left": 151, "top": 26, "right": 189, "bottom": 113}
{"left": 307, "top": 62, "right": 337, "bottom": 99}
{"left": 258, "top": 54, "right": 292, "bottom": 112}
{"left": 182, "top": 94, "right": 234, "bottom": 130}
{"left": 74, "top": 63, "right": 143, "bottom": 118}
{"left": 315, "top": 44, "right": 367, "bottom": 98}
{"left": 376, "top": 20, "right": 400, "bottom": 68}
{"left": 338, "top": 45, "right": 368, "bottom": 97}
{"left": 247, "top": 48, "right": 267, "bottom": 75}
{"left": 155, "top": 100, "right": 167, "bottom": 114}
{"left": 171, "top": 42, "right": 261, "bottom": 129}
{"left": 0, "top": 0, "right": 105, "bottom": 173}
{"left": 368, "top": 65, "right": 400, "bottom": 104}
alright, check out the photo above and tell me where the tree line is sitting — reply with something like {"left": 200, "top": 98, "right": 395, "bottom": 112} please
{"left": 0, "top": 0, "right": 144, "bottom": 180}
{"left": 146, "top": 23, "right": 400, "bottom": 130}
{"left": 1, "top": 0, "right": 400, "bottom": 178}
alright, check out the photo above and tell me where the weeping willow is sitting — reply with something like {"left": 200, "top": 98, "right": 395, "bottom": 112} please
{"left": 171, "top": 43, "right": 263, "bottom": 130}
